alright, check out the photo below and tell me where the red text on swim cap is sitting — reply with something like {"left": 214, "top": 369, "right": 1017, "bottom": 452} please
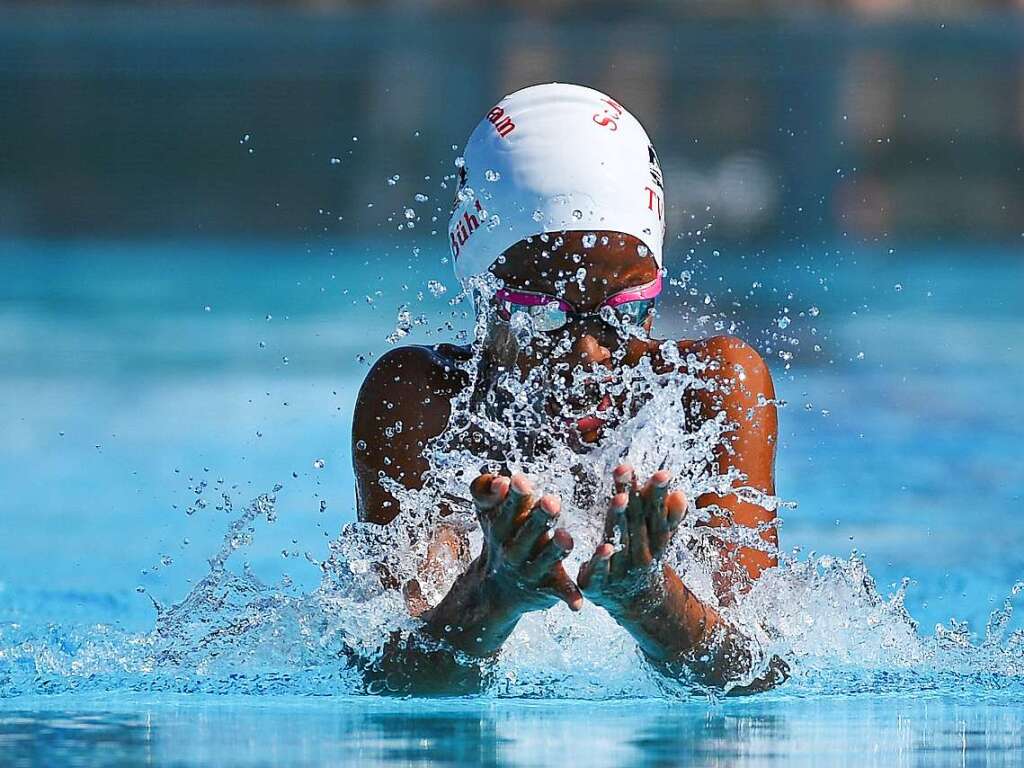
{"left": 593, "top": 97, "right": 624, "bottom": 131}
{"left": 487, "top": 106, "right": 516, "bottom": 138}
{"left": 645, "top": 185, "right": 663, "bottom": 221}
{"left": 450, "top": 199, "right": 485, "bottom": 259}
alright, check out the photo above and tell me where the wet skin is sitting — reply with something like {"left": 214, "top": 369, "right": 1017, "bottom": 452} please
{"left": 353, "top": 231, "right": 783, "bottom": 689}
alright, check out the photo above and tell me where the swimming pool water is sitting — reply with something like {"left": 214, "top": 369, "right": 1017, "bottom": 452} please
{"left": 1, "top": 240, "right": 1022, "bottom": 765}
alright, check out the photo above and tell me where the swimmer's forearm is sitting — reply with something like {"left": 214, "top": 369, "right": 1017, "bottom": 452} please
{"left": 611, "top": 565, "right": 783, "bottom": 690}
{"left": 420, "top": 557, "right": 526, "bottom": 656}
{"left": 358, "top": 561, "right": 526, "bottom": 695}
{"left": 609, "top": 565, "right": 720, "bottom": 670}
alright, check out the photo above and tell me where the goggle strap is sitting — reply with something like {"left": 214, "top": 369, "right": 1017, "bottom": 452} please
{"left": 496, "top": 274, "right": 662, "bottom": 313}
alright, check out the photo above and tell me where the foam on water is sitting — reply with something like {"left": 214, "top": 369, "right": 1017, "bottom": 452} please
{"left": 2, "top": 274, "right": 1022, "bottom": 703}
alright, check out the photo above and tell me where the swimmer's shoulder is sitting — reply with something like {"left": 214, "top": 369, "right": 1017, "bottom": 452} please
{"left": 353, "top": 343, "right": 471, "bottom": 448}
{"left": 674, "top": 334, "right": 774, "bottom": 391}
{"left": 357, "top": 343, "right": 471, "bottom": 404}
{"left": 353, "top": 344, "right": 473, "bottom": 523}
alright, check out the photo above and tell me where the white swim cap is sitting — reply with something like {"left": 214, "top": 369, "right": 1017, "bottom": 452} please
{"left": 449, "top": 82, "right": 665, "bottom": 283}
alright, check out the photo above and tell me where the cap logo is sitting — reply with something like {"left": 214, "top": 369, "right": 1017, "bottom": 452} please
{"left": 645, "top": 185, "right": 664, "bottom": 224}
{"left": 592, "top": 96, "right": 624, "bottom": 131}
{"left": 449, "top": 199, "right": 484, "bottom": 260}
{"left": 486, "top": 106, "right": 516, "bottom": 138}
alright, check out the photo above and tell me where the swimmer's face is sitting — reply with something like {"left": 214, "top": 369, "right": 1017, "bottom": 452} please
{"left": 487, "top": 231, "right": 660, "bottom": 443}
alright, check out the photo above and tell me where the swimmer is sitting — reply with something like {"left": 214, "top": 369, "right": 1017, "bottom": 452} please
{"left": 354, "top": 83, "right": 785, "bottom": 692}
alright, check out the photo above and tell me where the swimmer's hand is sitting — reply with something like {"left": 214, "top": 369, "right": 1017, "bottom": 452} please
{"left": 577, "top": 465, "right": 686, "bottom": 614}
{"left": 577, "top": 464, "right": 785, "bottom": 691}
{"left": 470, "top": 472, "right": 583, "bottom": 613}
{"left": 420, "top": 472, "right": 581, "bottom": 658}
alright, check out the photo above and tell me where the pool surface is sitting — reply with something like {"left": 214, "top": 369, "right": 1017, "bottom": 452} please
{"left": 1, "top": 240, "right": 1022, "bottom": 765}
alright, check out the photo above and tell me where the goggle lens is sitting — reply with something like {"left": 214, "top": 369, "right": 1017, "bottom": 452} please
{"left": 498, "top": 298, "right": 655, "bottom": 333}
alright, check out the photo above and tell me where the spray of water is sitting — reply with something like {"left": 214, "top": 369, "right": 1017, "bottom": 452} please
{"left": 2, "top": 276, "right": 1022, "bottom": 701}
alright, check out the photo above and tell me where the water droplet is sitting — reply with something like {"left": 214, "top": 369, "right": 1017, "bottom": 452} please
{"left": 427, "top": 280, "right": 447, "bottom": 298}
{"left": 312, "top": 458, "right": 326, "bottom": 470}
{"left": 404, "top": 208, "right": 416, "bottom": 220}
{"left": 581, "top": 233, "right": 597, "bottom": 248}
{"left": 386, "top": 305, "right": 413, "bottom": 344}
{"left": 414, "top": 193, "right": 428, "bottom": 202}
{"left": 484, "top": 169, "right": 501, "bottom": 182}
{"left": 454, "top": 156, "right": 465, "bottom": 168}
{"left": 532, "top": 210, "right": 544, "bottom": 222}
{"left": 777, "top": 316, "right": 791, "bottom": 330}
{"left": 637, "top": 244, "right": 649, "bottom": 258}
{"left": 281, "top": 356, "right": 289, "bottom": 365}
{"left": 893, "top": 283, "right": 903, "bottom": 292}
{"left": 571, "top": 209, "right": 583, "bottom": 220}
{"left": 599, "top": 305, "right": 618, "bottom": 325}
{"left": 330, "top": 157, "right": 341, "bottom": 165}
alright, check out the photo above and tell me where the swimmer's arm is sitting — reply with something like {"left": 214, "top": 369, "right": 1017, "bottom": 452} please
{"left": 417, "top": 474, "right": 581, "bottom": 653}
{"left": 580, "top": 337, "right": 784, "bottom": 690}
{"left": 361, "top": 554, "right": 528, "bottom": 696}
{"left": 686, "top": 335, "right": 779, "bottom": 603}
{"left": 362, "top": 475, "right": 580, "bottom": 695}
{"left": 578, "top": 466, "right": 784, "bottom": 691}
{"left": 351, "top": 347, "right": 491, "bottom": 692}
{"left": 594, "top": 563, "right": 786, "bottom": 692}
{"left": 352, "top": 351, "right": 578, "bottom": 691}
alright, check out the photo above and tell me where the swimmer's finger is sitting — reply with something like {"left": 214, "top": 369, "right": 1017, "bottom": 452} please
{"left": 626, "top": 484, "right": 651, "bottom": 567}
{"left": 469, "top": 473, "right": 503, "bottom": 509}
{"left": 612, "top": 464, "right": 636, "bottom": 498}
{"left": 523, "top": 528, "right": 573, "bottom": 582}
{"left": 603, "top": 492, "right": 628, "bottom": 541}
{"left": 610, "top": 547, "right": 628, "bottom": 579}
{"left": 505, "top": 496, "right": 558, "bottom": 565}
{"left": 644, "top": 471, "right": 672, "bottom": 555}
{"left": 666, "top": 490, "right": 687, "bottom": 532}
{"left": 578, "top": 543, "right": 613, "bottom": 594}
{"left": 547, "top": 562, "right": 583, "bottom": 612}
{"left": 493, "top": 474, "right": 533, "bottom": 540}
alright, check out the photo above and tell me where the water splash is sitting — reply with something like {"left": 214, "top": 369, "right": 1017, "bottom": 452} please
{"left": 2, "top": 278, "right": 1022, "bottom": 701}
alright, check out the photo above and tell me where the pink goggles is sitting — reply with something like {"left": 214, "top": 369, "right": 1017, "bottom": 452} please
{"left": 494, "top": 275, "right": 662, "bottom": 331}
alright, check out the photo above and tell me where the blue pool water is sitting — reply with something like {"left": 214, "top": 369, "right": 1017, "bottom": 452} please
{"left": 1, "top": 239, "right": 1022, "bottom": 765}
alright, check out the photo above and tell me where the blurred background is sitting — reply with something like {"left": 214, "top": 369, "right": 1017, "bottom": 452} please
{"left": 3, "top": 1, "right": 1024, "bottom": 242}
{"left": 1, "top": 2, "right": 1022, "bottom": 635}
